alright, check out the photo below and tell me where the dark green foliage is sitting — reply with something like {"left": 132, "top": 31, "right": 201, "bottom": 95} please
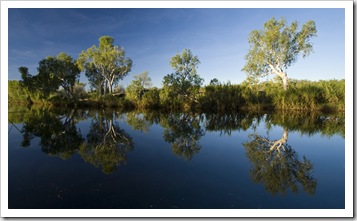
{"left": 198, "top": 79, "right": 344, "bottom": 112}
{"left": 265, "top": 110, "right": 345, "bottom": 138}
{"left": 141, "top": 88, "right": 161, "bottom": 109}
{"left": 17, "top": 53, "right": 80, "bottom": 103}
{"left": 204, "top": 112, "right": 264, "bottom": 135}
{"left": 209, "top": 78, "right": 221, "bottom": 86}
{"left": 17, "top": 108, "right": 84, "bottom": 159}
{"left": 200, "top": 84, "right": 244, "bottom": 112}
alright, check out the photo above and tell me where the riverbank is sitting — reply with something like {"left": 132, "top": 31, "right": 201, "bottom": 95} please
{"left": 8, "top": 79, "right": 345, "bottom": 113}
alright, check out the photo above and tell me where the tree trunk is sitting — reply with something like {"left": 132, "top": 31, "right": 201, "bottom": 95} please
{"left": 108, "top": 80, "right": 114, "bottom": 94}
{"left": 282, "top": 73, "right": 289, "bottom": 91}
{"left": 275, "top": 71, "right": 289, "bottom": 90}
{"left": 103, "top": 81, "right": 107, "bottom": 96}
{"left": 269, "top": 64, "right": 289, "bottom": 91}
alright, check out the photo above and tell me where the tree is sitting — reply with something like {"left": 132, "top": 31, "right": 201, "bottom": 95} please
{"left": 18, "top": 52, "right": 80, "bottom": 99}
{"left": 209, "top": 78, "right": 220, "bottom": 86}
{"left": 242, "top": 17, "right": 317, "bottom": 90}
{"left": 162, "top": 49, "right": 203, "bottom": 102}
{"left": 77, "top": 36, "right": 133, "bottom": 96}
{"left": 126, "top": 71, "right": 152, "bottom": 101}
{"left": 39, "top": 52, "right": 81, "bottom": 98}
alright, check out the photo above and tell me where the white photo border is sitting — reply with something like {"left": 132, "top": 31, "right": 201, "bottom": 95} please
{"left": 1, "top": 0, "right": 353, "bottom": 218}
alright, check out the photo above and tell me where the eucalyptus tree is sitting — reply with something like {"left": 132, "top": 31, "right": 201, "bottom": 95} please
{"left": 162, "top": 49, "right": 203, "bottom": 103}
{"left": 242, "top": 17, "right": 317, "bottom": 90}
{"left": 77, "top": 36, "right": 133, "bottom": 96}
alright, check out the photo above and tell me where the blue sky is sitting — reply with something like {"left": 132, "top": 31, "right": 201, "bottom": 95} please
{"left": 8, "top": 8, "right": 345, "bottom": 88}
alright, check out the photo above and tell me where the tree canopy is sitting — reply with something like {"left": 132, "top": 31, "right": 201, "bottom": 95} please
{"left": 242, "top": 17, "right": 317, "bottom": 90}
{"left": 77, "top": 36, "right": 133, "bottom": 96}
{"left": 162, "top": 49, "right": 203, "bottom": 103}
{"left": 19, "top": 52, "right": 80, "bottom": 100}
{"left": 126, "top": 71, "right": 152, "bottom": 101}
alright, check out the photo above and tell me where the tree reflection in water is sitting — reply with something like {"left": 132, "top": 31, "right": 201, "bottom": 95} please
{"left": 10, "top": 106, "right": 344, "bottom": 176}
{"left": 18, "top": 108, "right": 84, "bottom": 160}
{"left": 79, "top": 111, "right": 134, "bottom": 174}
{"left": 161, "top": 112, "right": 205, "bottom": 161}
{"left": 126, "top": 111, "right": 151, "bottom": 133}
{"left": 243, "top": 128, "right": 317, "bottom": 195}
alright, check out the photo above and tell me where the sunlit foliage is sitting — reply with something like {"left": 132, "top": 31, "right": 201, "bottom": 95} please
{"left": 77, "top": 36, "right": 133, "bottom": 96}
{"left": 242, "top": 17, "right": 317, "bottom": 90}
{"left": 161, "top": 49, "right": 204, "bottom": 108}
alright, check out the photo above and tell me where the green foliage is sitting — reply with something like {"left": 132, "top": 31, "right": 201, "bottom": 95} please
{"left": 8, "top": 80, "right": 30, "bottom": 104}
{"left": 18, "top": 52, "right": 80, "bottom": 101}
{"left": 79, "top": 111, "right": 134, "bottom": 174}
{"left": 204, "top": 112, "right": 263, "bottom": 135}
{"left": 265, "top": 110, "right": 345, "bottom": 138}
{"left": 200, "top": 84, "right": 244, "bottom": 112}
{"left": 126, "top": 71, "right": 152, "bottom": 103}
{"left": 272, "top": 79, "right": 345, "bottom": 110}
{"left": 242, "top": 17, "right": 317, "bottom": 90}
{"left": 209, "top": 78, "right": 221, "bottom": 86}
{"left": 77, "top": 36, "right": 133, "bottom": 96}
{"left": 126, "top": 111, "right": 151, "bottom": 132}
{"left": 161, "top": 112, "right": 205, "bottom": 160}
{"left": 141, "top": 88, "right": 160, "bottom": 109}
{"left": 15, "top": 108, "right": 84, "bottom": 159}
{"left": 162, "top": 49, "right": 203, "bottom": 107}
{"left": 243, "top": 130, "right": 317, "bottom": 195}
{"left": 198, "top": 79, "right": 344, "bottom": 112}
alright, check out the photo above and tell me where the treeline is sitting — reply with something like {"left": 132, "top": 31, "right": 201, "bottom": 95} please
{"left": 9, "top": 35, "right": 344, "bottom": 112}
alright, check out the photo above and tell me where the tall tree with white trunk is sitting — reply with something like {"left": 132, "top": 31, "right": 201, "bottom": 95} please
{"left": 77, "top": 36, "right": 133, "bottom": 96}
{"left": 242, "top": 17, "right": 317, "bottom": 90}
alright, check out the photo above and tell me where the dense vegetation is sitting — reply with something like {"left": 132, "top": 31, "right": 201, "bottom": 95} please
{"left": 9, "top": 77, "right": 345, "bottom": 112}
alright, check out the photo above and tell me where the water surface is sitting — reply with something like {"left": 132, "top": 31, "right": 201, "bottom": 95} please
{"left": 8, "top": 107, "right": 345, "bottom": 209}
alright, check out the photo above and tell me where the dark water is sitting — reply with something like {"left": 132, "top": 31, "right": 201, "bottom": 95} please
{"left": 8, "top": 107, "right": 345, "bottom": 209}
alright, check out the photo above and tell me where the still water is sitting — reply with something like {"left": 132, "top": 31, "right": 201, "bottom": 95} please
{"left": 8, "top": 107, "right": 345, "bottom": 209}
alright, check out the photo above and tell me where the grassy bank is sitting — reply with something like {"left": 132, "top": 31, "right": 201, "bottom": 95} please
{"left": 9, "top": 79, "right": 345, "bottom": 113}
